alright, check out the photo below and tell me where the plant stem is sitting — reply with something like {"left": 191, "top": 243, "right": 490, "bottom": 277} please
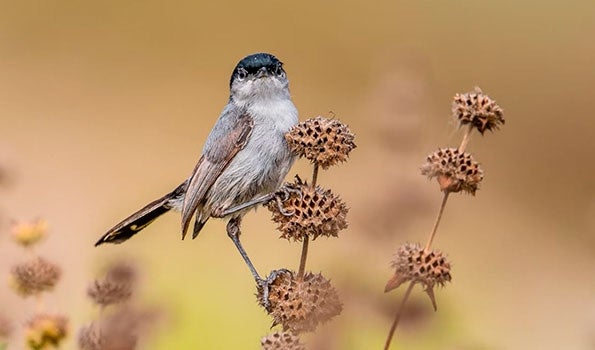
{"left": 424, "top": 191, "right": 450, "bottom": 251}
{"left": 297, "top": 163, "right": 319, "bottom": 279}
{"left": 458, "top": 125, "right": 473, "bottom": 153}
{"left": 311, "top": 163, "right": 319, "bottom": 186}
{"left": 297, "top": 236, "right": 309, "bottom": 279}
{"left": 384, "top": 281, "right": 415, "bottom": 350}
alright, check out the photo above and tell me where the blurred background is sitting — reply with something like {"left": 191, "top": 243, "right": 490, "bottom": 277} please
{"left": 1, "top": 0, "right": 594, "bottom": 349}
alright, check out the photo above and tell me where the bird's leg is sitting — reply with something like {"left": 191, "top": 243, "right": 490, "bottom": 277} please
{"left": 219, "top": 193, "right": 274, "bottom": 217}
{"left": 226, "top": 217, "right": 261, "bottom": 281}
{"left": 219, "top": 185, "right": 303, "bottom": 217}
{"left": 226, "top": 217, "right": 285, "bottom": 311}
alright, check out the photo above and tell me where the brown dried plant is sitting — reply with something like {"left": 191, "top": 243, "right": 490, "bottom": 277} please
{"left": 258, "top": 116, "right": 355, "bottom": 348}
{"left": 79, "top": 262, "right": 158, "bottom": 350}
{"left": 383, "top": 88, "right": 504, "bottom": 350}
{"left": 6, "top": 220, "right": 69, "bottom": 350}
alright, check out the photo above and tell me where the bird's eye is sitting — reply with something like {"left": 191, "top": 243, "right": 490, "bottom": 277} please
{"left": 275, "top": 65, "right": 285, "bottom": 77}
{"left": 237, "top": 68, "right": 248, "bottom": 81}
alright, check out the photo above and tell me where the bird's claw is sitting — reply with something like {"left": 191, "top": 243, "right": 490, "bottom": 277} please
{"left": 258, "top": 269, "right": 291, "bottom": 312}
{"left": 273, "top": 185, "right": 303, "bottom": 217}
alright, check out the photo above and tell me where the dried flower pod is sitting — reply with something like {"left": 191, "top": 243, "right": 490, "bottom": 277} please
{"left": 257, "top": 270, "right": 342, "bottom": 334}
{"left": 10, "top": 257, "right": 61, "bottom": 297}
{"left": 285, "top": 117, "right": 356, "bottom": 169}
{"left": 25, "top": 314, "right": 68, "bottom": 350}
{"left": 267, "top": 177, "right": 348, "bottom": 241}
{"left": 87, "top": 262, "right": 136, "bottom": 307}
{"left": 261, "top": 331, "right": 305, "bottom": 350}
{"left": 421, "top": 148, "right": 483, "bottom": 195}
{"left": 11, "top": 219, "right": 47, "bottom": 248}
{"left": 78, "top": 324, "right": 103, "bottom": 350}
{"left": 385, "top": 243, "right": 451, "bottom": 310}
{"left": 452, "top": 87, "right": 504, "bottom": 134}
{"left": 99, "top": 306, "right": 159, "bottom": 350}
{"left": 87, "top": 279, "right": 132, "bottom": 307}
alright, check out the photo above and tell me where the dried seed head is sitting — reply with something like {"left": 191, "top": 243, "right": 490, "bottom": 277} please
{"left": 97, "top": 306, "right": 159, "bottom": 350}
{"left": 105, "top": 262, "right": 137, "bottom": 285}
{"left": 260, "top": 331, "right": 305, "bottom": 350}
{"left": 25, "top": 314, "right": 68, "bottom": 350}
{"left": 10, "top": 257, "right": 61, "bottom": 297}
{"left": 87, "top": 279, "right": 132, "bottom": 307}
{"left": 11, "top": 219, "right": 47, "bottom": 248}
{"left": 257, "top": 270, "right": 342, "bottom": 334}
{"left": 452, "top": 87, "right": 504, "bottom": 134}
{"left": 385, "top": 243, "right": 451, "bottom": 310}
{"left": 87, "top": 262, "right": 136, "bottom": 307}
{"left": 267, "top": 177, "right": 348, "bottom": 241}
{"left": 0, "top": 314, "right": 12, "bottom": 340}
{"left": 78, "top": 324, "right": 103, "bottom": 350}
{"left": 285, "top": 117, "right": 356, "bottom": 169}
{"left": 421, "top": 148, "right": 483, "bottom": 195}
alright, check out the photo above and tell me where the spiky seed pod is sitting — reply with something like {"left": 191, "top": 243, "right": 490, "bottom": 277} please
{"left": 385, "top": 243, "right": 451, "bottom": 310}
{"left": 421, "top": 148, "right": 483, "bottom": 195}
{"left": 267, "top": 177, "right": 348, "bottom": 241}
{"left": 25, "top": 314, "right": 68, "bottom": 350}
{"left": 452, "top": 87, "right": 504, "bottom": 134}
{"left": 10, "top": 257, "right": 61, "bottom": 297}
{"left": 11, "top": 219, "right": 47, "bottom": 248}
{"left": 87, "top": 279, "right": 132, "bottom": 307}
{"left": 285, "top": 116, "right": 356, "bottom": 169}
{"left": 78, "top": 324, "right": 103, "bottom": 350}
{"left": 260, "top": 331, "right": 305, "bottom": 350}
{"left": 257, "top": 270, "right": 342, "bottom": 334}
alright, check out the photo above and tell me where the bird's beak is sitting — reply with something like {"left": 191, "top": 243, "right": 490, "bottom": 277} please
{"left": 256, "top": 67, "right": 270, "bottom": 78}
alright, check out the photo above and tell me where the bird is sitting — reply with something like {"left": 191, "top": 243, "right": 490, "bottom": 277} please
{"left": 95, "top": 53, "right": 299, "bottom": 282}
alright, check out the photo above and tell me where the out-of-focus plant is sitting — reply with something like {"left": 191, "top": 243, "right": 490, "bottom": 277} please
{"left": 7, "top": 220, "right": 69, "bottom": 350}
{"left": 384, "top": 87, "right": 505, "bottom": 349}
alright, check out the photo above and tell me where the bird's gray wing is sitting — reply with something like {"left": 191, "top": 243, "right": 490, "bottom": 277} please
{"left": 181, "top": 111, "right": 254, "bottom": 238}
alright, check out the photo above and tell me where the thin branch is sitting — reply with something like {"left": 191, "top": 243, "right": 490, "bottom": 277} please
{"left": 384, "top": 282, "right": 415, "bottom": 350}
{"left": 458, "top": 125, "right": 473, "bottom": 153}
{"left": 311, "top": 163, "right": 319, "bottom": 187}
{"left": 297, "top": 236, "right": 309, "bottom": 279}
{"left": 298, "top": 162, "right": 319, "bottom": 279}
{"left": 424, "top": 191, "right": 450, "bottom": 251}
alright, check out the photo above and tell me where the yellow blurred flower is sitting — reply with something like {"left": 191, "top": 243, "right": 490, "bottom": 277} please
{"left": 25, "top": 314, "right": 68, "bottom": 350}
{"left": 11, "top": 220, "right": 47, "bottom": 247}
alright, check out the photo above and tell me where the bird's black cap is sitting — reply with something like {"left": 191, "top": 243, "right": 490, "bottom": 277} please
{"left": 231, "top": 53, "right": 282, "bottom": 86}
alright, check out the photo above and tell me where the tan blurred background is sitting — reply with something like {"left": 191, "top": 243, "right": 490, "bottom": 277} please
{"left": 1, "top": 0, "right": 594, "bottom": 349}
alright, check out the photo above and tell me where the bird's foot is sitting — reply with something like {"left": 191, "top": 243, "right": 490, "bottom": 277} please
{"left": 258, "top": 268, "right": 291, "bottom": 312}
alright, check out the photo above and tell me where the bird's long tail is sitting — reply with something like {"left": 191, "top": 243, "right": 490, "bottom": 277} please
{"left": 95, "top": 183, "right": 186, "bottom": 246}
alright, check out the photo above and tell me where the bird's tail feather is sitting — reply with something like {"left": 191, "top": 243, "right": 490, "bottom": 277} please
{"left": 95, "top": 183, "right": 185, "bottom": 246}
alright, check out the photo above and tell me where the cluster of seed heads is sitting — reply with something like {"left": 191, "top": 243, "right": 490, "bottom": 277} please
{"left": 260, "top": 331, "right": 306, "bottom": 350}
{"left": 421, "top": 148, "right": 483, "bottom": 195}
{"left": 386, "top": 243, "right": 451, "bottom": 310}
{"left": 258, "top": 270, "right": 342, "bottom": 334}
{"left": 259, "top": 116, "right": 353, "bottom": 347}
{"left": 267, "top": 176, "right": 348, "bottom": 241}
{"left": 452, "top": 86, "right": 504, "bottom": 134}
{"left": 79, "top": 262, "right": 153, "bottom": 350}
{"left": 285, "top": 116, "right": 356, "bottom": 169}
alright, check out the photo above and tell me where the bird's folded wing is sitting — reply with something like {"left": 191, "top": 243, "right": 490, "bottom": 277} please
{"left": 181, "top": 112, "right": 254, "bottom": 238}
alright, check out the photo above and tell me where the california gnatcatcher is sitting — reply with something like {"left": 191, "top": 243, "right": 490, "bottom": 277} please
{"left": 96, "top": 53, "right": 298, "bottom": 282}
